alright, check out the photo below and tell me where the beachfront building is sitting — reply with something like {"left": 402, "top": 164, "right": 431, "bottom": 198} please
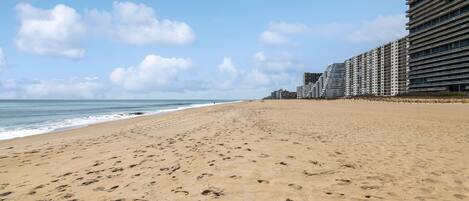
{"left": 296, "top": 86, "right": 304, "bottom": 99}
{"left": 268, "top": 89, "right": 297, "bottom": 99}
{"left": 298, "top": 63, "right": 345, "bottom": 99}
{"left": 407, "top": 0, "right": 469, "bottom": 93}
{"left": 297, "top": 72, "right": 322, "bottom": 99}
{"left": 345, "top": 37, "right": 409, "bottom": 97}
{"left": 320, "top": 63, "right": 346, "bottom": 98}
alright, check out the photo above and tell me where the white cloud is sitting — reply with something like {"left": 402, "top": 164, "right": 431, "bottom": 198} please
{"left": 268, "top": 21, "right": 309, "bottom": 34}
{"left": 249, "top": 52, "right": 303, "bottom": 87}
{"left": 110, "top": 54, "right": 192, "bottom": 92}
{"left": 218, "top": 57, "right": 239, "bottom": 78}
{"left": 259, "top": 31, "right": 289, "bottom": 46}
{"left": 0, "top": 77, "right": 106, "bottom": 99}
{"left": 259, "top": 21, "right": 310, "bottom": 46}
{"left": 347, "top": 14, "right": 407, "bottom": 44}
{"left": 15, "top": 3, "right": 86, "bottom": 59}
{"left": 0, "top": 48, "right": 5, "bottom": 71}
{"left": 244, "top": 69, "right": 270, "bottom": 87}
{"left": 86, "top": 2, "right": 195, "bottom": 45}
{"left": 253, "top": 51, "right": 303, "bottom": 74}
{"left": 217, "top": 52, "right": 303, "bottom": 89}
{"left": 13, "top": 2, "right": 195, "bottom": 59}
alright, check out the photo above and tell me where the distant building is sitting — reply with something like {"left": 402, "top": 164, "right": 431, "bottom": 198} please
{"left": 296, "top": 63, "right": 345, "bottom": 99}
{"left": 322, "top": 63, "right": 346, "bottom": 98}
{"left": 267, "top": 89, "right": 297, "bottom": 99}
{"left": 303, "top": 72, "right": 322, "bottom": 85}
{"left": 407, "top": 0, "right": 469, "bottom": 93}
{"left": 296, "top": 86, "right": 304, "bottom": 99}
{"left": 308, "top": 63, "right": 345, "bottom": 99}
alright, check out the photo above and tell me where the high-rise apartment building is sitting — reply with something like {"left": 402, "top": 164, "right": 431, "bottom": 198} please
{"left": 345, "top": 37, "right": 409, "bottom": 97}
{"left": 407, "top": 0, "right": 469, "bottom": 92}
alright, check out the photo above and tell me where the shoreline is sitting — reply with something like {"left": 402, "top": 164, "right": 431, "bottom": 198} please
{"left": 0, "top": 100, "right": 242, "bottom": 142}
{"left": 0, "top": 100, "right": 467, "bottom": 200}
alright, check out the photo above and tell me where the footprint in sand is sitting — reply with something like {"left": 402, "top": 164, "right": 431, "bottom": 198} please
{"left": 201, "top": 187, "right": 224, "bottom": 198}
{"left": 288, "top": 184, "right": 302, "bottom": 190}
{"left": 257, "top": 180, "right": 270, "bottom": 184}
{"left": 0, "top": 183, "right": 9, "bottom": 190}
{"left": 107, "top": 185, "right": 119, "bottom": 192}
{"left": 82, "top": 179, "right": 99, "bottom": 186}
{"left": 308, "top": 160, "right": 323, "bottom": 166}
{"left": 230, "top": 175, "right": 242, "bottom": 179}
{"left": 172, "top": 187, "right": 189, "bottom": 196}
{"left": 63, "top": 193, "right": 74, "bottom": 199}
{"left": 111, "top": 167, "right": 124, "bottom": 173}
{"left": 277, "top": 162, "right": 288, "bottom": 166}
{"left": 259, "top": 154, "right": 270, "bottom": 158}
{"left": 303, "top": 170, "right": 335, "bottom": 176}
{"left": 56, "top": 184, "right": 68, "bottom": 192}
{"left": 336, "top": 179, "right": 352, "bottom": 185}
{"left": 454, "top": 194, "right": 467, "bottom": 200}
{"left": 197, "top": 172, "right": 213, "bottom": 179}
{"left": 0, "top": 191, "right": 12, "bottom": 197}
{"left": 360, "top": 185, "right": 380, "bottom": 190}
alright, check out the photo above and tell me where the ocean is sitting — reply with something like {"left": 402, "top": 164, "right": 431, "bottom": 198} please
{"left": 0, "top": 99, "right": 237, "bottom": 140}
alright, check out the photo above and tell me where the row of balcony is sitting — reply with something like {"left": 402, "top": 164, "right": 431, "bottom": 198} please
{"left": 410, "top": 21, "right": 469, "bottom": 53}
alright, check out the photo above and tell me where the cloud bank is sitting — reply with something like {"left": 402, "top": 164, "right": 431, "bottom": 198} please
{"left": 14, "top": 2, "right": 195, "bottom": 59}
{"left": 110, "top": 54, "right": 193, "bottom": 92}
{"left": 347, "top": 14, "right": 408, "bottom": 44}
{"left": 217, "top": 52, "right": 304, "bottom": 90}
{"left": 0, "top": 77, "right": 106, "bottom": 99}
{"left": 259, "top": 21, "right": 310, "bottom": 46}
{"left": 15, "top": 3, "right": 87, "bottom": 59}
{"left": 86, "top": 2, "right": 195, "bottom": 45}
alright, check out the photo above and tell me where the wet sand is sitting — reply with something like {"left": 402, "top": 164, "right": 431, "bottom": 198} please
{"left": 0, "top": 100, "right": 468, "bottom": 201}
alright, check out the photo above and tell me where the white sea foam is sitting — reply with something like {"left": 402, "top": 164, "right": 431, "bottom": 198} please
{"left": 0, "top": 101, "right": 241, "bottom": 141}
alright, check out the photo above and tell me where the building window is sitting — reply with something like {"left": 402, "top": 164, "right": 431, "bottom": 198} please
{"left": 410, "top": 4, "right": 469, "bottom": 34}
{"left": 410, "top": 38, "right": 469, "bottom": 59}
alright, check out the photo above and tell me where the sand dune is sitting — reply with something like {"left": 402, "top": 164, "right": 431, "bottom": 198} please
{"left": 0, "top": 100, "right": 468, "bottom": 201}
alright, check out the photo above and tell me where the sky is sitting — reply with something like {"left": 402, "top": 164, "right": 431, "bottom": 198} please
{"left": 0, "top": 0, "right": 408, "bottom": 99}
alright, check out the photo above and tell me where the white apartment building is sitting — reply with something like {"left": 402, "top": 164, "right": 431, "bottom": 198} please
{"left": 345, "top": 37, "right": 409, "bottom": 97}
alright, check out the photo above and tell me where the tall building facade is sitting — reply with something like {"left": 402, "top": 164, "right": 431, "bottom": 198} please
{"left": 407, "top": 0, "right": 469, "bottom": 92}
{"left": 297, "top": 63, "right": 345, "bottom": 99}
{"left": 321, "top": 63, "right": 346, "bottom": 98}
{"left": 345, "top": 37, "right": 409, "bottom": 97}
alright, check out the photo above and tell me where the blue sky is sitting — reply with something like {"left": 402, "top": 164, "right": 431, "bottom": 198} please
{"left": 0, "top": 0, "right": 408, "bottom": 99}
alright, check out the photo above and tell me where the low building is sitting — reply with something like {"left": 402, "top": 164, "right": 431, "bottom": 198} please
{"left": 296, "top": 86, "right": 304, "bottom": 99}
{"left": 268, "top": 89, "right": 297, "bottom": 99}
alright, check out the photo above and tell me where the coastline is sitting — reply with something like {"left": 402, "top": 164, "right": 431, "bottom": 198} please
{"left": 0, "top": 100, "right": 242, "bottom": 142}
{"left": 0, "top": 100, "right": 468, "bottom": 200}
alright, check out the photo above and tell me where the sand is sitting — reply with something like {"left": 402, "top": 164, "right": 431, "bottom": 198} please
{"left": 0, "top": 100, "right": 468, "bottom": 201}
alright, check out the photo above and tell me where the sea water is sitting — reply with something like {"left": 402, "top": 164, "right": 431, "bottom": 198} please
{"left": 0, "top": 99, "right": 237, "bottom": 140}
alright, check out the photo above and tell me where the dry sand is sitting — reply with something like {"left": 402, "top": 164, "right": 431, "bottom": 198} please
{"left": 0, "top": 100, "right": 468, "bottom": 201}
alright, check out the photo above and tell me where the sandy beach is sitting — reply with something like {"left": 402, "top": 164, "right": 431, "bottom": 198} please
{"left": 0, "top": 100, "right": 468, "bottom": 201}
